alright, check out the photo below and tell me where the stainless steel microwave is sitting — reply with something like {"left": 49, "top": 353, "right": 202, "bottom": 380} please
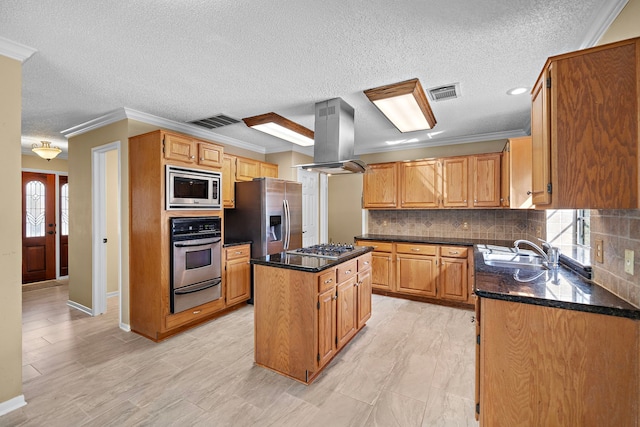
{"left": 166, "top": 165, "right": 221, "bottom": 210}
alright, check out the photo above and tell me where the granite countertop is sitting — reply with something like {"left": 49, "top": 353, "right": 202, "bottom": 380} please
{"left": 251, "top": 246, "right": 374, "bottom": 273}
{"left": 474, "top": 244, "right": 640, "bottom": 320}
{"left": 355, "top": 234, "right": 514, "bottom": 247}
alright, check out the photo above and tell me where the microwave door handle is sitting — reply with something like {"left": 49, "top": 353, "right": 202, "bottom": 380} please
{"left": 174, "top": 278, "right": 221, "bottom": 295}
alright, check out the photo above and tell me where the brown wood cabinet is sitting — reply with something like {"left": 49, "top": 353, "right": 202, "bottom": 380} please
{"left": 260, "top": 162, "right": 278, "bottom": 178}
{"left": 399, "top": 160, "right": 439, "bottom": 208}
{"left": 235, "top": 157, "right": 260, "bottom": 181}
{"left": 356, "top": 239, "right": 474, "bottom": 308}
{"left": 471, "top": 153, "right": 500, "bottom": 208}
{"left": 363, "top": 162, "right": 398, "bottom": 208}
{"left": 128, "top": 129, "right": 238, "bottom": 341}
{"left": 365, "top": 153, "right": 502, "bottom": 210}
{"left": 505, "top": 137, "right": 533, "bottom": 209}
{"left": 254, "top": 252, "right": 372, "bottom": 384}
{"left": 531, "top": 37, "right": 640, "bottom": 208}
{"left": 396, "top": 243, "right": 438, "bottom": 297}
{"left": 439, "top": 246, "right": 468, "bottom": 302}
{"left": 222, "top": 154, "right": 236, "bottom": 208}
{"left": 224, "top": 244, "right": 251, "bottom": 306}
{"left": 442, "top": 157, "right": 469, "bottom": 207}
{"left": 477, "top": 297, "right": 640, "bottom": 426}
{"left": 163, "top": 131, "right": 223, "bottom": 168}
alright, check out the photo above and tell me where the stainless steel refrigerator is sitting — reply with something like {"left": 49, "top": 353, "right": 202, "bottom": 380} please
{"left": 225, "top": 177, "right": 302, "bottom": 259}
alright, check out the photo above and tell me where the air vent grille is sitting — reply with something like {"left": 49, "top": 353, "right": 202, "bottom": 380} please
{"left": 188, "top": 114, "right": 241, "bottom": 129}
{"left": 428, "top": 83, "right": 461, "bottom": 102}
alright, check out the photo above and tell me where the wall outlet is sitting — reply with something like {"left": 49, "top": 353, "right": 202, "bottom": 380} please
{"left": 625, "top": 249, "right": 634, "bottom": 275}
{"left": 595, "top": 239, "right": 604, "bottom": 263}
{"left": 535, "top": 226, "right": 542, "bottom": 238}
{"left": 462, "top": 222, "right": 469, "bottom": 230}
{"left": 382, "top": 220, "right": 387, "bottom": 227}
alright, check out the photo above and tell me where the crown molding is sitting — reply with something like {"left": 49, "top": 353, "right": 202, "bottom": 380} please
{"left": 360, "top": 129, "right": 527, "bottom": 154}
{"left": 61, "top": 107, "right": 267, "bottom": 154}
{"left": 0, "top": 36, "right": 37, "bottom": 62}
{"left": 580, "top": 0, "right": 628, "bottom": 49}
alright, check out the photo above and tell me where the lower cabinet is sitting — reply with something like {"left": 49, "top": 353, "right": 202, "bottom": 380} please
{"left": 254, "top": 252, "right": 372, "bottom": 384}
{"left": 224, "top": 244, "right": 251, "bottom": 306}
{"left": 356, "top": 239, "right": 474, "bottom": 307}
{"left": 477, "top": 297, "right": 640, "bottom": 426}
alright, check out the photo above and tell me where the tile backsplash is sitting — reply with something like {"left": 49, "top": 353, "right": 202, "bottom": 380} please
{"left": 590, "top": 209, "right": 640, "bottom": 307}
{"left": 366, "top": 209, "right": 545, "bottom": 242}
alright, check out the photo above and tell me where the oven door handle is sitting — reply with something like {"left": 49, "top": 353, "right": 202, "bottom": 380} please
{"left": 174, "top": 237, "right": 221, "bottom": 248}
{"left": 174, "top": 278, "right": 221, "bottom": 295}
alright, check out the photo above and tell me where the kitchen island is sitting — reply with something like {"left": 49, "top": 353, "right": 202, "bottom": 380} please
{"left": 251, "top": 246, "right": 373, "bottom": 384}
{"left": 474, "top": 244, "right": 640, "bottom": 426}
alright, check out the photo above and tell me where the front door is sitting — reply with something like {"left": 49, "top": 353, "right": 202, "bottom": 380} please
{"left": 22, "top": 172, "right": 56, "bottom": 283}
{"left": 59, "top": 175, "right": 69, "bottom": 276}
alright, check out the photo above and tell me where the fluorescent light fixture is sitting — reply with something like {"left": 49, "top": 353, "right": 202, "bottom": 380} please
{"left": 364, "top": 78, "right": 436, "bottom": 132}
{"left": 32, "top": 140, "right": 62, "bottom": 160}
{"left": 507, "top": 87, "right": 528, "bottom": 95}
{"left": 242, "top": 112, "right": 314, "bottom": 146}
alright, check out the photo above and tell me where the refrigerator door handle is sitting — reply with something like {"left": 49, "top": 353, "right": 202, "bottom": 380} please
{"left": 283, "top": 199, "right": 290, "bottom": 250}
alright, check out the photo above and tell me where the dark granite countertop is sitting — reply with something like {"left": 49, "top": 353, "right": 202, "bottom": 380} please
{"left": 474, "top": 244, "right": 640, "bottom": 320}
{"left": 223, "top": 240, "right": 252, "bottom": 248}
{"left": 355, "top": 234, "right": 514, "bottom": 247}
{"left": 251, "top": 246, "right": 374, "bottom": 273}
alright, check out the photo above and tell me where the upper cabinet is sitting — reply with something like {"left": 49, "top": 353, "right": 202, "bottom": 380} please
{"left": 364, "top": 153, "right": 502, "bottom": 210}
{"left": 531, "top": 37, "right": 640, "bottom": 209}
{"left": 507, "top": 137, "right": 533, "bottom": 209}
{"left": 163, "top": 131, "right": 223, "bottom": 168}
{"left": 471, "top": 153, "right": 501, "bottom": 208}
{"left": 260, "top": 162, "right": 278, "bottom": 178}
{"left": 363, "top": 162, "right": 398, "bottom": 208}
{"left": 222, "top": 154, "right": 236, "bottom": 208}
{"left": 235, "top": 157, "right": 260, "bottom": 182}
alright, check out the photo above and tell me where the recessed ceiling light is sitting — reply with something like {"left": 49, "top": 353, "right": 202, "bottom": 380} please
{"left": 507, "top": 87, "right": 528, "bottom": 96}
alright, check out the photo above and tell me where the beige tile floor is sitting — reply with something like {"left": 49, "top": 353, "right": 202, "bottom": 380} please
{"left": 1, "top": 284, "right": 477, "bottom": 426}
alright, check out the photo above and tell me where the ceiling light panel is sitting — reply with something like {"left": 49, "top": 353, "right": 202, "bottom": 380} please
{"left": 243, "top": 112, "right": 314, "bottom": 147}
{"left": 364, "top": 78, "right": 436, "bottom": 133}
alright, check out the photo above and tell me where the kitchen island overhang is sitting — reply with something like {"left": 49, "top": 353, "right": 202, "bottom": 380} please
{"left": 251, "top": 246, "right": 374, "bottom": 384}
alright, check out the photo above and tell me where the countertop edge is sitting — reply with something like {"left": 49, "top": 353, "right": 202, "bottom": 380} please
{"left": 251, "top": 247, "right": 374, "bottom": 273}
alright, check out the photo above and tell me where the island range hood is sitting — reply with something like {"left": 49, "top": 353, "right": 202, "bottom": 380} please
{"left": 298, "top": 98, "right": 368, "bottom": 174}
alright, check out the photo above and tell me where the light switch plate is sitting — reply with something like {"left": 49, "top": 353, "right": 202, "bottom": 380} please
{"left": 625, "top": 249, "right": 634, "bottom": 275}
{"left": 595, "top": 239, "right": 604, "bottom": 263}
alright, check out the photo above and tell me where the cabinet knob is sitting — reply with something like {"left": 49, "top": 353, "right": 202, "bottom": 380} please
{"left": 527, "top": 191, "right": 532, "bottom": 195}
{"left": 449, "top": 251, "right": 459, "bottom": 255}
{"left": 345, "top": 270, "right": 352, "bottom": 274}
{"left": 324, "top": 279, "right": 333, "bottom": 284}
{"left": 190, "top": 155, "right": 196, "bottom": 159}
{"left": 200, "top": 157, "right": 205, "bottom": 161}
{"left": 464, "top": 199, "right": 468, "bottom": 203}
{"left": 473, "top": 199, "right": 477, "bottom": 203}
{"left": 332, "top": 295, "right": 338, "bottom": 300}
{"left": 500, "top": 198, "right": 504, "bottom": 202}
{"left": 411, "top": 248, "right": 421, "bottom": 252}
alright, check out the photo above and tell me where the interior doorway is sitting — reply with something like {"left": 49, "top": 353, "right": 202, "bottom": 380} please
{"left": 91, "top": 142, "right": 122, "bottom": 325}
{"left": 298, "top": 168, "right": 319, "bottom": 247}
{"left": 22, "top": 171, "right": 69, "bottom": 283}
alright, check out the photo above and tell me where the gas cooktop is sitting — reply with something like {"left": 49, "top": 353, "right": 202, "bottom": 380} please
{"left": 286, "top": 243, "right": 360, "bottom": 260}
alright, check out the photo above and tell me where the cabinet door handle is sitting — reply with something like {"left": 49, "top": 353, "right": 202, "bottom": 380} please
{"left": 332, "top": 295, "right": 338, "bottom": 300}
{"left": 324, "top": 279, "right": 333, "bottom": 284}
{"left": 193, "top": 310, "right": 202, "bottom": 315}
{"left": 411, "top": 248, "right": 421, "bottom": 252}
{"left": 363, "top": 261, "right": 370, "bottom": 265}
{"left": 234, "top": 251, "right": 242, "bottom": 255}
{"left": 345, "top": 270, "right": 352, "bottom": 274}
{"left": 449, "top": 251, "right": 459, "bottom": 255}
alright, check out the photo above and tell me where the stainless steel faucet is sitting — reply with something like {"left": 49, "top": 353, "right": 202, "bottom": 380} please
{"left": 513, "top": 239, "right": 560, "bottom": 268}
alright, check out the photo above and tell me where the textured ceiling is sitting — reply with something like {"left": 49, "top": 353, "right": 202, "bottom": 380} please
{"left": 0, "top": 0, "right": 626, "bottom": 157}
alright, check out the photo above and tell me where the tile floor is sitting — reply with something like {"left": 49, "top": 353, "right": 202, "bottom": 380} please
{"left": 1, "top": 284, "right": 477, "bottom": 426}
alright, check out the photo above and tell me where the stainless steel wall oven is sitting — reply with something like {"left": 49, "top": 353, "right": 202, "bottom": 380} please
{"left": 170, "top": 216, "right": 222, "bottom": 313}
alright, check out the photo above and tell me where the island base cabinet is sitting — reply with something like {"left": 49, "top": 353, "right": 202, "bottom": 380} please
{"left": 478, "top": 298, "right": 640, "bottom": 426}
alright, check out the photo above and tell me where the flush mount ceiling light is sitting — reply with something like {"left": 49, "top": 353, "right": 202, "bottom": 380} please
{"left": 242, "top": 112, "right": 314, "bottom": 147}
{"left": 364, "top": 78, "right": 436, "bottom": 132}
{"left": 507, "top": 87, "right": 529, "bottom": 95}
{"left": 32, "top": 140, "right": 62, "bottom": 161}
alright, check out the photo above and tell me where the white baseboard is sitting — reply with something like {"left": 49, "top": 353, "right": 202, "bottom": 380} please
{"left": 119, "top": 322, "right": 131, "bottom": 332}
{"left": 107, "top": 291, "right": 119, "bottom": 299}
{"left": 0, "top": 395, "right": 26, "bottom": 416}
{"left": 66, "top": 299, "right": 92, "bottom": 316}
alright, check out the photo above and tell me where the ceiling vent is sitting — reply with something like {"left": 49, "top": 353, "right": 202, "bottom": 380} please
{"left": 427, "top": 83, "right": 461, "bottom": 102}
{"left": 188, "top": 114, "right": 241, "bottom": 129}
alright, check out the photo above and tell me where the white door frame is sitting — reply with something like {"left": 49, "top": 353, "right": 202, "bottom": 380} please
{"left": 319, "top": 173, "right": 328, "bottom": 243}
{"left": 91, "top": 141, "right": 122, "bottom": 324}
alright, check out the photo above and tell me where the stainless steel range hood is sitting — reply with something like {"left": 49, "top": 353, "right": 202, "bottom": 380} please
{"left": 298, "top": 98, "right": 368, "bottom": 174}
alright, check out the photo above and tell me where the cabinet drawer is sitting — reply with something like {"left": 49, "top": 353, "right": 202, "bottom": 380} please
{"left": 357, "top": 241, "right": 392, "bottom": 253}
{"left": 165, "top": 297, "right": 225, "bottom": 330}
{"left": 225, "top": 245, "right": 250, "bottom": 260}
{"left": 358, "top": 253, "right": 372, "bottom": 272}
{"left": 396, "top": 243, "right": 437, "bottom": 256}
{"left": 318, "top": 270, "right": 336, "bottom": 293}
{"left": 337, "top": 260, "right": 357, "bottom": 283}
{"left": 440, "top": 246, "right": 468, "bottom": 258}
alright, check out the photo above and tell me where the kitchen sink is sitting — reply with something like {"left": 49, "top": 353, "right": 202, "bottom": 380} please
{"left": 480, "top": 247, "right": 548, "bottom": 270}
